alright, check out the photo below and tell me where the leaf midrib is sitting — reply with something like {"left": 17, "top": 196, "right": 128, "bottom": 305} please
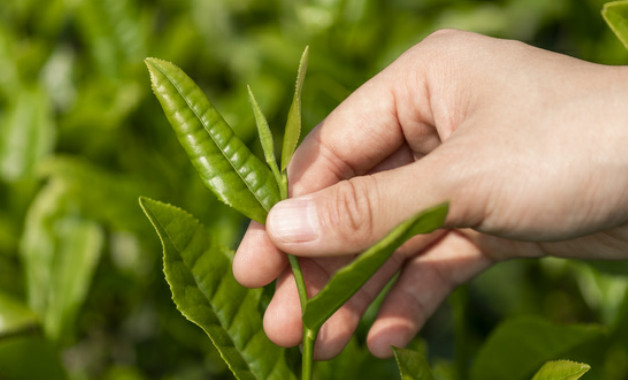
{"left": 146, "top": 205, "right": 257, "bottom": 379}
{"left": 152, "top": 61, "right": 270, "bottom": 213}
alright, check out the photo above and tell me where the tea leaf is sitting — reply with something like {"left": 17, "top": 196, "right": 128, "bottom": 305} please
{"left": 145, "top": 58, "right": 279, "bottom": 224}
{"left": 247, "top": 85, "right": 283, "bottom": 197}
{"left": 392, "top": 346, "right": 435, "bottom": 380}
{"left": 0, "top": 292, "right": 38, "bottom": 337}
{"left": 302, "top": 203, "right": 448, "bottom": 332}
{"left": 470, "top": 317, "right": 603, "bottom": 380}
{"left": 280, "top": 46, "right": 309, "bottom": 172}
{"left": 139, "top": 197, "right": 297, "bottom": 380}
{"left": 20, "top": 181, "right": 104, "bottom": 342}
{"left": 0, "top": 336, "right": 68, "bottom": 380}
{"left": 0, "top": 87, "right": 55, "bottom": 182}
{"left": 603, "top": 1, "right": 628, "bottom": 51}
{"left": 531, "top": 360, "right": 591, "bottom": 380}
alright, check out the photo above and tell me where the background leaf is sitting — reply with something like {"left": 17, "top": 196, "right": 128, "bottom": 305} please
{"left": 20, "top": 181, "right": 104, "bottom": 342}
{"left": 0, "top": 292, "right": 38, "bottom": 337}
{"left": 470, "top": 317, "right": 603, "bottom": 380}
{"left": 531, "top": 360, "right": 591, "bottom": 380}
{"left": 139, "top": 197, "right": 297, "bottom": 380}
{"left": 393, "top": 346, "right": 436, "bottom": 380}
{"left": 603, "top": 1, "right": 628, "bottom": 51}
{"left": 146, "top": 58, "right": 279, "bottom": 224}
{"left": 0, "top": 336, "right": 68, "bottom": 380}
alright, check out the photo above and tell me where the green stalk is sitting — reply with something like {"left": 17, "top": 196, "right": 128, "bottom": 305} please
{"left": 301, "top": 327, "right": 317, "bottom": 380}
{"left": 279, "top": 171, "right": 312, "bottom": 379}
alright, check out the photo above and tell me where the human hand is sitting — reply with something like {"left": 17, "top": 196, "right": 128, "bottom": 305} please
{"left": 233, "top": 30, "right": 628, "bottom": 359}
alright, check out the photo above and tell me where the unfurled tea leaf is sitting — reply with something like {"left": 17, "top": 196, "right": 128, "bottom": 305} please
{"left": 146, "top": 58, "right": 279, "bottom": 224}
{"left": 140, "top": 197, "right": 297, "bottom": 380}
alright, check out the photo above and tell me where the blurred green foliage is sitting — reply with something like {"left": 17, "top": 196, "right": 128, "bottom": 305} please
{"left": 0, "top": 0, "right": 627, "bottom": 379}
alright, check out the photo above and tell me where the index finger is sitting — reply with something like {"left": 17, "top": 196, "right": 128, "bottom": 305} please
{"left": 287, "top": 49, "right": 434, "bottom": 197}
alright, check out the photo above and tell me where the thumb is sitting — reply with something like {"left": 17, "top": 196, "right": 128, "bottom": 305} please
{"left": 266, "top": 158, "right": 457, "bottom": 257}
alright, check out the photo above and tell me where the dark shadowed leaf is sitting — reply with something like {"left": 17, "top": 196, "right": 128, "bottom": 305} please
{"left": 470, "top": 317, "right": 603, "bottom": 380}
{"left": 0, "top": 336, "right": 68, "bottom": 380}
{"left": 393, "top": 346, "right": 436, "bottom": 380}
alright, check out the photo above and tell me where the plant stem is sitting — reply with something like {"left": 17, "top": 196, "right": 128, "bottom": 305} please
{"left": 288, "top": 254, "right": 308, "bottom": 311}
{"left": 280, "top": 171, "right": 314, "bottom": 379}
{"left": 301, "top": 327, "right": 317, "bottom": 380}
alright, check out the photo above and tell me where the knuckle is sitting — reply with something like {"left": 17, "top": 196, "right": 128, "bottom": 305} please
{"left": 326, "top": 176, "right": 378, "bottom": 248}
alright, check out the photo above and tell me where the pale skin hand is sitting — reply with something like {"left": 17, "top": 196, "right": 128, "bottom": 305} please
{"left": 233, "top": 30, "right": 628, "bottom": 359}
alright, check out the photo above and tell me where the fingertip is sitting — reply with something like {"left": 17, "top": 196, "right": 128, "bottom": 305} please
{"left": 262, "top": 271, "right": 303, "bottom": 347}
{"left": 233, "top": 221, "right": 287, "bottom": 288}
{"left": 367, "top": 317, "right": 416, "bottom": 359}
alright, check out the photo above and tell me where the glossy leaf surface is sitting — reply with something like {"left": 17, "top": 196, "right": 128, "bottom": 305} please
{"left": 139, "top": 197, "right": 297, "bottom": 380}
{"left": 603, "top": 1, "right": 628, "bottom": 51}
{"left": 146, "top": 58, "right": 279, "bottom": 224}
{"left": 531, "top": 360, "right": 591, "bottom": 380}
{"left": 393, "top": 347, "right": 435, "bottom": 380}
{"left": 281, "top": 46, "right": 309, "bottom": 171}
{"left": 470, "top": 317, "right": 603, "bottom": 380}
{"left": 303, "top": 203, "right": 448, "bottom": 331}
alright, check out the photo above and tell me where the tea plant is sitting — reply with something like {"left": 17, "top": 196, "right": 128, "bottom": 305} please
{"left": 142, "top": 48, "right": 449, "bottom": 379}
{"left": 141, "top": 24, "right": 628, "bottom": 374}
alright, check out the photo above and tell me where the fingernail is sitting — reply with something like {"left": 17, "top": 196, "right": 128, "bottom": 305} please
{"left": 268, "top": 197, "right": 319, "bottom": 243}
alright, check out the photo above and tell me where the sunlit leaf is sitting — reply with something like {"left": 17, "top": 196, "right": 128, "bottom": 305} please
{"left": 20, "top": 181, "right": 104, "bottom": 342}
{"left": 0, "top": 87, "right": 55, "bottom": 182}
{"left": 0, "top": 292, "right": 38, "bottom": 337}
{"left": 139, "top": 197, "right": 297, "bottom": 380}
{"left": 280, "top": 46, "right": 309, "bottom": 172}
{"left": 603, "top": 1, "right": 628, "bottom": 51}
{"left": 531, "top": 360, "right": 591, "bottom": 380}
{"left": 247, "top": 85, "right": 283, "bottom": 196}
{"left": 146, "top": 58, "right": 280, "bottom": 224}
{"left": 303, "top": 203, "right": 448, "bottom": 332}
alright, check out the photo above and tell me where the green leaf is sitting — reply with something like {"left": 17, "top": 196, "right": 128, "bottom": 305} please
{"left": 303, "top": 203, "right": 448, "bottom": 332}
{"left": 0, "top": 87, "right": 55, "bottom": 182}
{"left": 139, "top": 197, "right": 297, "bottom": 380}
{"left": 37, "top": 155, "right": 152, "bottom": 233}
{"left": 43, "top": 217, "right": 103, "bottom": 341}
{"left": 0, "top": 292, "right": 38, "bottom": 337}
{"left": 603, "top": 1, "right": 628, "bottom": 51}
{"left": 247, "top": 85, "right": 284, "bottom": 197}
{"left": 470, "top": 317, "right": 604, "bottom": 380}
{"left": 280, "top": 46, "right": 309, "bottom": 172}
{"left": 0, "top": 336, "right": 68, "bottom": 380}
{"left": 145, "top": 58, "right": 280, "bottom": 224}
{"left": 531, "top": 360, "right": 591, "bottom": 380}
{"left": 20, "top": 181, "right": 104, "bottom": 342}
{"left": 393, "top": 346, "right": 436, "bottom": 380}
